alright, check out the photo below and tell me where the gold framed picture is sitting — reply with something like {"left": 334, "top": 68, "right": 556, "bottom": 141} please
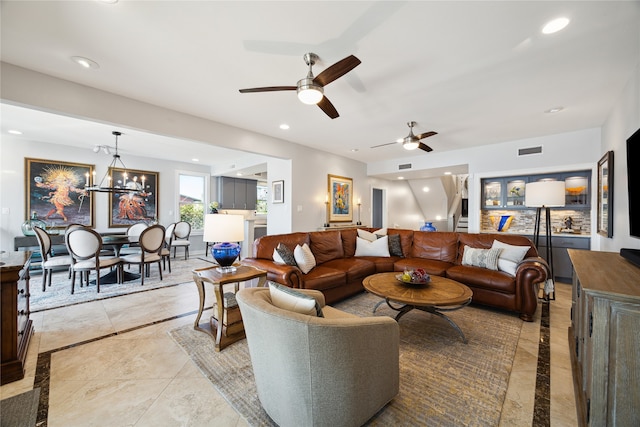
{"left": 108, "top": 167, "right": 159, "bottom": 227}
{"left": 597, "top": 151, "right": 614, "bottom": 238}
{"left": 328, "top": 174, "right": 353, "bottom": 222}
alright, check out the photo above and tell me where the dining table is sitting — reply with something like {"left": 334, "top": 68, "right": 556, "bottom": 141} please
{"left": 95, "top": 233, "right": 141, "bottom": 284}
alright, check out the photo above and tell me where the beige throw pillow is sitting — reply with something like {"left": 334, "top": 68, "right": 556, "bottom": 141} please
{"left": 269, "top": 282, "right": 323, "bottom": 317}
{"left": 491, "top": 240, "right": 530, "bottom": 276}
{"left": 461, "top": 245, "right": 501, "bottom": 271}
{"left": 294, "top": 243, "right": 316, "bottom": 274}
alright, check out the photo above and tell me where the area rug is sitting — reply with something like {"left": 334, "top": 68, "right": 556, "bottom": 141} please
{"left": 169, "top": 291, "right": 523, "bottom": 426}
{"left": 29, "top": 256, "right": 214, "bottom": 312}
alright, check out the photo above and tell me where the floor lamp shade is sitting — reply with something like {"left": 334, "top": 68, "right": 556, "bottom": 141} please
{"left": 525, "top": 181, "right": 565, "bottom": 207}
{"left": 203, "top": 214, "right": 245, "bottom": 273}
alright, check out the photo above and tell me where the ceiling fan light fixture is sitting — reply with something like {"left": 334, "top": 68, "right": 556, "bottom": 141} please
{"left": 403, "top": 140, "right": 419, "bottom": 150}
{"left": 297, "top": 78, "right": 324, "bottom": 105}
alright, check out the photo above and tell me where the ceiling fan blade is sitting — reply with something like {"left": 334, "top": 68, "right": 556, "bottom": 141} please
{"left": 317, "top": 96, "right": 339, "bottom": 119}
{"left": 313, "top": 55, "right": 361, "bottom": 87}
{"left": 415, "top": 131, "right": 438, "bottom": 140}
{"left": 370, "top": 141, "right": 399, "bottom": 149}
{"left": 418, "top": 142, "right": 433, "bottom": 152}
{"left": 239, "top": 86, "right": 297, "bottom": 93}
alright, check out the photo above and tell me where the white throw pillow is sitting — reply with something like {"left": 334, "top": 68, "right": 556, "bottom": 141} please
{"left": 461, "top": 245, "right": 501, "bottom": 271}
{"left": 272, "top": 248, "right": 285, "bottom": 264}
{"left": 269, "top": 282, "right": 323, "bottom": 317}
{"left": 374, "top": 228, "right": 388, "bottom": 237}
{"left": 294, "top": 243, "right": 316, "bottom": 274}
{"left": 491, "top": 240, "right": 530, "bottom": 276}
{"left": 354, "top": 236, "right": 391, "bottom": 257}
{"left": 357, "top": 229, "right": 378, "bottom": 242}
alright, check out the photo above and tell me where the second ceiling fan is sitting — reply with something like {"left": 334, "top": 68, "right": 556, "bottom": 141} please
{"left": 239, "top": 52, "right": 361, "bottom": 119}
{"left": 371, "top": 121, "right": 438, "bottom": 152}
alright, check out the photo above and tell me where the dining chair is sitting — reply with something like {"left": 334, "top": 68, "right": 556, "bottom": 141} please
{"left": 170, "top": 221, "right": 191, "bottom": 259}
{"left": 121, "top": 224, "right": 165, "bottom": 286}
{"left": 66, "top": 228, "right": 122, "bottom": 294}
{"left": 32, "top": 226, "right": 73, "bottom": 292}
{"left": 119, "top": 222, "right": 148, "bottom": 256}
{"left": 162, "top": 222, "right": 176, "bottom": 273}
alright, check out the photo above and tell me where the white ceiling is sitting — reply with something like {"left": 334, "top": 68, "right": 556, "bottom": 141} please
{"left": 1, "top": 1, "right": 639, "bottom": 175}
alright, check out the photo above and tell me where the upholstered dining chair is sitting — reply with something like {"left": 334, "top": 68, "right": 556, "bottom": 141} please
{"left": 32, "top": 226, "right": 73, "bottom": 292}
{"left": 66, "top": 228, "right": 122, "bottom": 294}
{"left": 161, "top": 222, "right": 176, "bottom": 272}
{"left": 170, "top": 221, "right": 191, "bottom": 259}
{"left": 119, "top": 222, "right": 148, "bottom": 256}
{"left": 121, "top": 224, "right": 165, "bottom": 286}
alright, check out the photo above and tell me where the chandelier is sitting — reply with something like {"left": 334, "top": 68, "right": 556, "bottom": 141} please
{"left": 85, "top": 131, "right": 145, "bottom": 194}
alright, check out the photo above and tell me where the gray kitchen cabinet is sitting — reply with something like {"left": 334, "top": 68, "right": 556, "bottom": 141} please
{"left": 568, "top": 249, "right": 640, "bottom": 427}
{"left": 526, "top": 235, "right": 590, "bottom": 282}
{"left": 218, "top": 177, "right": 257, "bottom": 210}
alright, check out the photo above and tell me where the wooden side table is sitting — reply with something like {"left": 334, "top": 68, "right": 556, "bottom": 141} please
{"left": 192, "top": 264, "right": 267, "bottom": 351}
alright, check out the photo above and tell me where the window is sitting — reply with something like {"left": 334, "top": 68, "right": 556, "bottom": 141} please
{"left": 256, "top": 181, "right": 268, "bottom": 214}
{"left": 178, "top": 172, "right": 208, "bottom": 231}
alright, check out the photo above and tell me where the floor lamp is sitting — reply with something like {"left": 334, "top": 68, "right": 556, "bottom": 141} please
{"left": 525, "top": 181, "right": 565, "bottom": 300}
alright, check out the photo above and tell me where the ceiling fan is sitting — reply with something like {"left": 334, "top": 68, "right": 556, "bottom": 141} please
{"left": 239, "top": 52, "right": 361, "bottom": 119}
{"left": 371, "top": 121, "right": 438, "bottom": 152}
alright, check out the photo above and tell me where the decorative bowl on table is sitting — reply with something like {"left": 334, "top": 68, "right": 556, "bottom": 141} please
{"left": 396, "top": 269, "right": 431, "bottom": 285}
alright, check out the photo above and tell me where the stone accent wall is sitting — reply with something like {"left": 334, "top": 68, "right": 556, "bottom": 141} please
{"left": 480, "top": 209, "right": 591, "bottom": 235}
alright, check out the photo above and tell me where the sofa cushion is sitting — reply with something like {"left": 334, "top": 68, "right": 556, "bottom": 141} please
{"left": 461, "top": 245, "right": 501, "bottom": 270}
{"left": 389, "top": 229, "right": 414, "bottom": 258}
{"left": 253, "top": 232, "right": 309, "bottom": 260}
{"left": 294, "top": 243, "right": 317, "bottom": 274}
{"left": 446, "top": 265, "right": 516, "bottom": 294}
{"left": 309, "top": 230, "right": 344, "bottom": 265}
{"left": 340, "top": 228, "right": 358, "bottom": 258}
{"left": 393, "top": 258, "right": 454, "bottom": 276}
{"left": 491, "top": 240, "right": 530, "bottom": 276}
{"left": 457, "top": 233, "right": 538, "bottom": 263}
{"left": 274, "top": 243, "right": 297, "bottom": 266}
{"left": 388, "top": 234, "right": 403, "bottom": 257}
{"left": 300, "top": 266, "right": 347, "bottom": 291}
{"left": 322, "top": 258, "right": 376, "bottom": 282}
{"left": 269, "top": 282, "right": 323, "bottom": 317}
{"left": 410, "top": 231, "right": 459, "bottom": 262}
{"left": 355, "top": 236, "right": 390, "bottom": 257}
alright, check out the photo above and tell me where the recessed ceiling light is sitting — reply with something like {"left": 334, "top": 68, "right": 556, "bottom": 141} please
{"left": 236, "top": 172, "right": 243, "bottom": 176}
{"left": 279, "top": 124, "right": 290, "bottom": 130}
{"left": 192, "top": 158, "right": 199, "bottom": 162}
{"left": 542, "top": 17, "right": 570, "bottom": 35}
{"left": 350, "top": 148, "right": 359, "bottom": 152}
{"left": 71, "top": 56, "right": 100, "bottom": 69}
{"left": 397, "top": 176, "right": 404, "bottom": 180}
{"left": 545, "top": 107, "right": 564, "bottom": 113}
{"left": 444, "top": 171, "right": 452, "bottom": 175}
{"left": 98, "top": 0, "right": 119, "bottom": 4}
{"left": 422, "top": 186, "right": 430, "bottom": 192}
{"left": 8, "top": 129, "right": 23, "bottom": 135}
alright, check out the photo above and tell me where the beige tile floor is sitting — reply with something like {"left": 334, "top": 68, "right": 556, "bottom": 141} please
{"left": 1, "top": 276, "right": 577, "bottom": 426}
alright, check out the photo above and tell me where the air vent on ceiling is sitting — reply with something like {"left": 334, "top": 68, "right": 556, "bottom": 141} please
{"left": 398, "top": 163, "right": 412, "bottom": 170}
{"left": 518, "top": 146, "right": 543, "bottom": 156}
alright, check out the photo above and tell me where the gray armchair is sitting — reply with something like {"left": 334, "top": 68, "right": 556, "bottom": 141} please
{"left": 236, "top": 287, "right": 399, "bottom": 427}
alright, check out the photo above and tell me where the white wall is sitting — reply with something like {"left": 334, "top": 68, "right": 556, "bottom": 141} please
{"left": 0, "top": 137, "right": 210, "bottom": 251}
{"left": 600, "top": 61, "right": 640, "bottom": 252}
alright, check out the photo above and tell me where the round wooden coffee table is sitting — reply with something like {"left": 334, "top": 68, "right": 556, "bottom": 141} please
{"left": 363, "top": 272, "right": 473, "bottom": 343}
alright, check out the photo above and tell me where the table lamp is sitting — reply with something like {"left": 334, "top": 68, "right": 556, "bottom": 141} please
{"left": 203, "top": 214, "right": 245, "bottom": 273}
{"left": 525, "top": 180, "right": 565, "bottom": 299}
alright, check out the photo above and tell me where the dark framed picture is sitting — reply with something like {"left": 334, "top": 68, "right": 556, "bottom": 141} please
{"left": 328, "top": 174, "right": 353, "bottom": 222}
{"left": 108, "top": 167, "right": 158, "bottom": 227}
{"left": 272, "top": 180, "right": 284, "bottom": 204}
{"left": 25, "top": 158, "right": 94, "bottom": 229}
{"left": 597, "top": 151, "right": 614, "bottom": 237}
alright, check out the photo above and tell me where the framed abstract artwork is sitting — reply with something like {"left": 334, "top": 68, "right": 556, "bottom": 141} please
{"left": 108, "top": 167, "right": 159, "bottom": 227}
{"left": 25, "top": 158, "right": 94, "bottom": 229}
{"left": 272, "top": 180, "right": 284, "bottom": 204}
{"left": 597, "top": 151, "right": 614, "bottom": 237}
{"left": 328, "top": 174, "right": 353, "bottom": 222}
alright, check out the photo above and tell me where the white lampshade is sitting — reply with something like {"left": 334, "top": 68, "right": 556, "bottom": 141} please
{"left": 203, "top": 214, "right": 245, "bottom": 242}
{"left": 525, "top": 181, "right": 565, "bottom": 207}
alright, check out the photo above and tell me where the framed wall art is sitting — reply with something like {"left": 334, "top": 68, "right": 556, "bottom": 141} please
{"left": 597, "top": 151, "right": 614, "bottom": 237}
{"left": 25, "top": 158, "right": 94, "bottom": 229}
{"left": 272, "top": 180, "right": 284, "bottom": 204}
{"left": 108, "top": 167, "right": 159, "bottom": 227}
{"left": 328, "top": 174, "right": 353, "bottom": 222}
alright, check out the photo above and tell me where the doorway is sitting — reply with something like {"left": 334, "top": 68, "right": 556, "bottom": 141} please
{"left": 372, "top": 188, "right": 383, "bottom": 228}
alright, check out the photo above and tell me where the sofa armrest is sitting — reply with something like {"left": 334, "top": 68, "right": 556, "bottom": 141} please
{"left": 515, "top": 256, "right": 549, "bottom": 321}
{"left": 242, "top": 258, "right": 302, "bottom": 288}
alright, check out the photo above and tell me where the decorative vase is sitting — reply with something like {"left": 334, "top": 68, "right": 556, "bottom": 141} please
{"left": 420, "top": 222, "right": 437, "bottom": 232}
{"left": 490, "top": 215, "right": 514, "bottom": 232}
{"left": 21, "top": 211, "right": 47, "bottom": 236}
{"left": 211, "top": 242, "right": 241, "bottom": 273}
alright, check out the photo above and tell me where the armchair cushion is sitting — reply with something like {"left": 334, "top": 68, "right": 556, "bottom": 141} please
{"left": 269, "top": 282, "right": 323, "bottom": 317}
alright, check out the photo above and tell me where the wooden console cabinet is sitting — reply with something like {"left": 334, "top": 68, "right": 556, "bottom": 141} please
{"left": 568, "top": 249, "right": 640, "bottom": 426}
{"left": 1, "top": 251, "right": 33, "bottom": 385}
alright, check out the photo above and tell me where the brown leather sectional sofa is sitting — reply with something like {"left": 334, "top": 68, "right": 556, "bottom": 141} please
{"left": 242, "top": 228, "right": 548, "bottom": 321}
